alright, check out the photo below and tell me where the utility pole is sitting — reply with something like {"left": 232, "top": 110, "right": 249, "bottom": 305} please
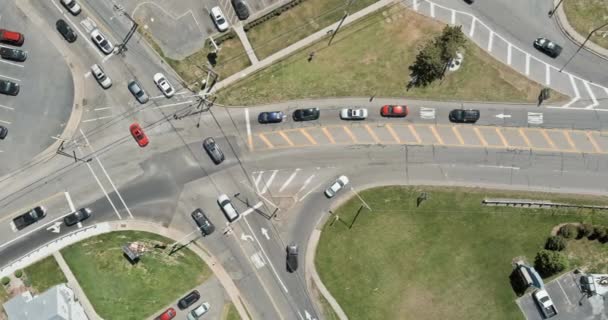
{"left": 560, "top": 20, "right": 608, "bottom": 72}
{"left": 327, "top": 0, "right": 356, "bottom": 46}
{"left": 113, "top": 4, "right": 139, "bottom": 55}
{"left": 548, "top": 0, "right": 565, "bottom": 18}
{"left": 56, "top": 141, "right": 92, "bottom": 163}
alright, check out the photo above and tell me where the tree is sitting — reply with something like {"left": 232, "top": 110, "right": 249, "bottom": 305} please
{"left": 545, "top": 236, "right": 567, "bottom": 251}
{"left": 558, "top": 224, "right": 577, "bottom": 239}
{"left": 438, "top": 25, "right": 466, "bottom": 62}
{"left": 534, "top": 250, "right": 568, "bottom": 277}
{"left": 408, "top": 42, "right": 444, "bottom": 87}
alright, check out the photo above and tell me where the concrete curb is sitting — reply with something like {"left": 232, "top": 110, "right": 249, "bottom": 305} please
{"left": 554, "top": 0, "right": 608, "bottom": 62}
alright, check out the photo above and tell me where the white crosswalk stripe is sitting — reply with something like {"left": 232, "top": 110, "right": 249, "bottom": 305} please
{"left": 260, "top": 170, "right": 278, "bottom": 194}
{"left": 279, "top": 169, "right": 300, "bottom": 192}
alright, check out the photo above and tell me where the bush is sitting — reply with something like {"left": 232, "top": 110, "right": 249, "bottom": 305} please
{"left": 601, "top": 228, "right": 608, "bottom": 243}
{"left": 534, "top": 250, "right": 568, "bottom": 277}
{"left": 558, "top": 224, "right": 578, "bottom": 239}
{"left": 1, "top": 277, "right": 9, "bottom": 286}
{"left": 14, "top": 270, "right": 22, "bottom": 278}
{"left": 545, "top": 236, "right": 567, "bottom": 251}
{"left": 591, "top": 226, "right": 607, "bottom": 241}
{"left": 578, "top": 224, "right": 594, "bottom": 239}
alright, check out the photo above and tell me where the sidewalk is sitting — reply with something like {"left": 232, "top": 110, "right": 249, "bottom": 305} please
{"left": 233, "top": 23, "right": 259, "bottom": 65}
{"left": 53, "top": 252, "right": 102, "bottom": 320}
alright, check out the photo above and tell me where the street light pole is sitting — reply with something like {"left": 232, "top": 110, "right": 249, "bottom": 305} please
{"left": 560, "top": 20, "right": 608, "bottom": 72}
{"left": 548, "top": 0, "right": 565, "bottom": 18}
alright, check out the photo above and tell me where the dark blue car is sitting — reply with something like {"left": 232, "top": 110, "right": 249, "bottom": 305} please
{"left": 258, "top": 111, "right": 284, "bottom": 124}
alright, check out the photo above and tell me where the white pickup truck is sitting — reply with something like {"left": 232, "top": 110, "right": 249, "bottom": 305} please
{"left": 533, "top": 289, "right": 558, "bottom": 318}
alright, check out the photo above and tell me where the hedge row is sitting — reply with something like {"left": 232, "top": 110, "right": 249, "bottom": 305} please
{"left": 559, "top": 223, "right": 608, "bottom": 242}
{"left": 243, "top": 0, "right": 305, "bottom": 32}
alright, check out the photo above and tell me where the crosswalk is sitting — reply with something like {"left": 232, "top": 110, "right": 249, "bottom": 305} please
{"left": 251, "top": 168, "right": 331, "bottom": 204}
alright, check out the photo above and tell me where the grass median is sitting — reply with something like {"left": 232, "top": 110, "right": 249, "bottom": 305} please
{"left": 315, "top": 186, "right": 608, "bottom": 320}
{"left": 564, "top": 0, "right": 608, "bottom": 50}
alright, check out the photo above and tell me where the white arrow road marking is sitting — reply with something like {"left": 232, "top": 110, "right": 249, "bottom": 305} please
{"left": 47, "top": 221, "right": 62, "bottom": 233}
{"left": 495, "top": 114, "right": 511, "bottom": 119}
{"left": 261, "top": 227, "right": 270, "bottom": 240}
{"left": 240, "top": 233, "right": 254, "bottom": 241}
{"left": 305, "top": 310, "right": 317, "bottom": 320}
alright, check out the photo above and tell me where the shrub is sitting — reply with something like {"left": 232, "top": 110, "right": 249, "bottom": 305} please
{"left": 558, "top": 224, "right": 578, "bottom": 239}
{"left": 592, "top": 226, "right": 607, "bottom": 241}
{"left": 601, "top": 228, "right": 608, "bottom": 243}
{"left": 14, "top": 270, "right": 22, "bottom": 278}
{"left": 534, "top": 250, "right": 568, "bottom": 277}
{"left": 545, "top": 236, "right": 567, "bottom": 251}
{"left": 1, "top": 277, "right": 9, "bottom": 286}
{"left": 579, "top": 224, "right": 594, "bottom": 239}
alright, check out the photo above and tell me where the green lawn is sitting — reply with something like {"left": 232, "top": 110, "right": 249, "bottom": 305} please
{"left": 219, "top": 7, "right": 565, "bottom": 106}
{"left": 247, "top": 0, "right": 378, "bottom": 59}
{"left": 23, "top": 256, "right": 67, "bottom": 294}
{"left": 315, "top": 186, "right": 608, "bottom": 320}
{"left": 61, "top": 231, "right": 211, "bottom": 320}
{"left": 224, "top": 303, "right": 241, "bottom": 320}
{"left": 564, "top": 0, "right": 608, "bottom": 50}
{"left": 564, "top": 237, "right": 608, "bottom": 273}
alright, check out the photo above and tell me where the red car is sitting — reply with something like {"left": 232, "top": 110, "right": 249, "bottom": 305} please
{"left": 129, "top": 123, "right": 149, "bottom": 147}
{"left": 155, "top": 308, "right": 176, "bottom": 320}
{"left": 0, "top": 29, "right": 24, "bottom": 46}
{"left": 381, "top": 105, "right": 409, "bottom": 117}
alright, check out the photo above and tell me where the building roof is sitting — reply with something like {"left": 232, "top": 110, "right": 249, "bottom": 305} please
{"left": 3, "top": 284, "right": 88, "bottom": 320}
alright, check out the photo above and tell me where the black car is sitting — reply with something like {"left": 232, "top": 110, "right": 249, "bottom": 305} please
{"left": 0, "top": 79, "right": 19, "bottom": 96}
{"left": 286, "top": 243, "right": 298, "bottom": 272}
{"left": 178, "top": 290, "right": 200, "bottom": 310}
{"left": 56, "top": 19, "right": 77, "bottom": 43}
{"left": 533, "top": 37, "right": 562, "bottom": 58}
{"left": 0, "top": 126, "right": 7, "bottom": 140}
{"left": 191, "top": 208, "right": 215, "bottom": 236}
{"left": 231, "top": 0, "right": 250, "bottom": 20}
{"left": 258, "top": 111, "right": 284, "bottom": 124}
{"left": 449, "top": 109, "right": 480, "bottom": 123}
{"left": 0, "top": 47, "right": 27, "bottom": 62}
{"left": 292, "top": 108, "right": 320, "bottom": 121}
{"left": 203, "top": 137, "right": 225, "bottom": 164}
{"left": 64, "top": 208, "right": 92, "bottom": 226}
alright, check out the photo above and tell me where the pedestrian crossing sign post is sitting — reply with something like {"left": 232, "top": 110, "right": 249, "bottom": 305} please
{"left": 538, "top": 88, "right": 551, "bottom": 106}
{"left": 417, "top": 192, "right": 428, "bottom": 207}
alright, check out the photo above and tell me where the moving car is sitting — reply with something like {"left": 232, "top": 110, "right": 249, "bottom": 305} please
{"left": 218, "top": 194, "right": 239, "bottom": 222}
{"left": 127, "top": 80, "right": 149, "bottom": 104}
{"left": 0, "top": 29, "right": 24, "bottom": 46}
{"left": 178, "top": 290, "right": 200, "bottom": 310}
{"left": 210, "top": 6, "right": 229, "bottom": 32}
{"left": 380, "top": 105, "right": 408, "bottom": 117}
{"left": 286, "top": 243, "right": 298, "bottom": 272}
{"left": 0, "top": 47, "right": 27, "bottom": 62}
{"left": 187, "top": 303, "right": 211, "bottom": 320}
{"left": 91, "top": 64, "right": 112, "bottom": 89}
{"left": 0, "top": 79, "right": 19, "bottom": 96}
{"left": 0, "top": 126, "right": 7, "bottom": 140}
{"left": 63, "top": 208, "right": 92, "bottom": 226}
{"left": 533, "top": 289, "right": 558, "bottom": 318}
{"left": 129, "top": 123, "right": 149, "bottom": 147}
{"left": 258, "top": 111, "right": 284, "bottom": 124}
{"left": 203, "top": 137, "right": 225, "bottom": 164}
{"left": 191, "top": 208, "right": 215, "bottom": 236}
{"left": 534, "top": 37, "right": 562, "bottom": 58}
{"left": 60, "top": 0, "right": 81, "bottom": 15}
{"left": 13, "top": 206, "right": 46, "bottom": 231}
{"left": 449, "top": 109, "right": 480, "bottom": 123}
{"left": 340, "top": 108, "right": 368, "bottom": 120}
{"left": 56, "top": 19, "right": 77, "bottom": 43}
{"left": 292, "top": 108, "right": 320, "bottom": 121}
{"left": 153, "top": 73, "right": 175, "bottom": 98}
{"left": 90, "top": 29, "right": 113, "bottom": 55}
{"left": 154, "top": 307, "right": 176, "bottom": 320}
{"left": 325, "top": 175, "right": 349, "bottom": 198}
{"left": 231, "top": 0, "right": 250, "bottom": 20}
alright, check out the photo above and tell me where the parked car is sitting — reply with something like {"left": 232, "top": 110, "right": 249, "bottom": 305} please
{"left": 56, "top": 19, "right": 77, "bottom": 43}
{"left": 293, "top": 108, "right": 320, "bottom": 121}
{"left": 0, "top": 79, "right": 19, "bottom": 96}
{"left": 154, "top": 307, "right": 176, "bottom": 320}
{"left": 63, "top": 208, "right": 92, "bottom": 226}
{"left": 449, "top": 109, "right": 480, "bottom": 123}
{"left": 90, "top": 29, "right": 113, "bottom": 54}
{"left": 325, "top": 175, "right": 349, "bottom": 198}
{"left": 191, "top": 208, "right": 215, "bottom": 236}
{"left": 0, "top": 126, "right": 7, "bottom": 140}
{"left": 258, "top": 111, "right": 284, "bottom": 124}
{"left": 0, "top": 29, "right": 24, "bottom": 46}
{"left": 153, "top": 73, "right": 175, "bottom": 98}
{"left": 231, "top": 0, "right": 250, "bottom": 20}
{"left": 380, "top": 105, "right": 408, "bottom": 117}
{"left": 178, "top": 290, "right": 200, "bottom": 310}
{"left": 534, "top": 37, "right": 562, "bottom": 58}
{"left": 60, "top": 0, "right": 81, "bottom": 15}
{"left": 91, "top": 64, "right": 112, "bottom": 89}
{"left": 286, "top": 243, "right": 298, "bottom": 272}
{"left": 187, "top": 303, "right": 211, "bottom": 320}
{"left": 210, "top": 6, "right": 229, "bottom": 32}
{"left": 13, "top": 206, "right": 46, "bottom": 231}
{"left": 203, "top": 137, "right": 225, "bottom": 164}
{"left": 340, "top": 108, "right": 368, "bottom": 120}
{"left": 0, "top": 47, "right": 27, "bottom": 62}
{"left": 218, "top": 194, "right": 239, "bottom": 222}
{"left": 129, "top": 123, "right": 149, "bottom": 147}
{"left": 533, "top": 289, "right": 558, "bottom": 318}
{"left": 127, "top": 80, "right": 149, "bottom": 104}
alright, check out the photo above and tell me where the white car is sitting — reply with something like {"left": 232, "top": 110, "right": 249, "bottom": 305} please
{"left": 60, "top": 0, "right": 81, "bottom": 15}
{"left": 153, "top": 73, "right": 175, "bottom": 98}
{"left": 187, "top": 302, "right": 210, "bottom": 320}
{"left": 325, "top": 175, "right": 349, "bottom": 198}
{"left": 218, "top": 194, "right": 239, "bottom": 222}
{"left": 91, "top": 64, "right": 112, "bottom": 89}
{"left": 340, "top": 108, "right": 368, "bottom": 120}
{"left": 210, "top": 6, "right": 229, "bottom": 32}
{"left": 90, "top": 29, "right": 113, "bottom": 55}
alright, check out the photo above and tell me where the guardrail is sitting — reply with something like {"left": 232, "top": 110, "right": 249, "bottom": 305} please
{"left": 482, "top": 198, "right": 608, "bottom": 210}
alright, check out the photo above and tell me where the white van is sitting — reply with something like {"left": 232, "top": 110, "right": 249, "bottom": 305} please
{"left": 217, "top": 194, "right": 239, "bottom": 222}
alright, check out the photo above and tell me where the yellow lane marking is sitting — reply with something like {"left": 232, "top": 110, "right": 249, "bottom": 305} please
{"left": 299, "top": 128, "right": 317, "bottom": 145}
{"left": 473, "top": 127, "right": 488, "bottom": 146}
{"left": 343, "top": 126, "right": 358, "bottom": 143}
{"left": 540, "top": 129, "right": 556, "bottom": 149}
{"left": 386, "top": 124, "right": 401, "bottom": 143}
{"left": 586, "top": 131, "right": 602, "bottom": 153}
{"left": 452, "top": 126, "right": 464, "bottom": 145}
{"left": 430, "top": 125, "right": 445, "bottom": 144}
{"left": 496, "top": 128, "right": 509, "bottom": 147}
{"left": 519, "top": 128, "right": 533, "bottom": 148}
{"left": 278, "top": 131, "right": 294, "bottom": 146}
{"left": 408, "top": 125, "right": 421, "bottom": 144}
{"left": 364, "top": 125, "right": 381, "bottom": 144}
{"left": 258, "top": 133, "right": 275, "bottom": 149}
{"left": 322, "top": 127, "right": 335, "bottom": 144}
{"left": 563, "top": 131, "right": 578, "bottom": 151}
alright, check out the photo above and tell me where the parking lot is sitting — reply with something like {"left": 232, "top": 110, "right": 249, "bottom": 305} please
{"left": 517, "top": 272, "right": 608, "bottom": 320}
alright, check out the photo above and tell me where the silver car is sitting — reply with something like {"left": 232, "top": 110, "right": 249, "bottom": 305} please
{"left": 187, "top": 302, "right": 210, "bottom": 320}
{"left": 340, "top": 108, "right": 368, "bottom": 120}
{"left": 325, "top": 175, "right": 349, "bottom": 198}
{"left": 127, "top": 80, "right": 149, "bottom": 104}
{"left": 91, "top": 64, "right": 112, "bottom": 89}
{"left": 90, "top": 29, "right": 113, "bottom": 55}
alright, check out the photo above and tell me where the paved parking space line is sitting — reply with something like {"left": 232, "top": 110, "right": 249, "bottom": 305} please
{"left": 556, "top": 281, "right": 573, "bottom": 306}
{"left": 299, "top": 128, "right": 317, "bottom": 145}
{"left": 487, "top": 31, "right": 493, "bottom": 52}
{"left": 585, "top": 131, "right": 602, "bottom": 153}
{"left": 545, "top": 64, "right": 550, "bottom": 85}
{"left": 322, "top": 127, "right": 335, "bottom": 144}
{"left": 0, "top": 104, "right": 14, "bottom": 110}
{"left": 343, "top": 126, "right": 358, "bottom": 143}
{"left": 525, "top": 53, "right": 530, "bottom": 75}
{"left": 563, "top": 131, "right": 578, "bottom": 151}
{"left": 430, "top": 125, "right": 444, "bottom": 144}
{"left": 50, "top": 0, "right": 64, "bottom": 14}
{"left": 0, "top": 119, "right": 11, "bottom": 125}
{"left": 82, "top": 115, "right": 113, "bottom": 123}
{"left": 0, "top": 59, "right": 24, "bottom": 68}
{"left": 540, "top": 129, "right": 556, "bottom": 149}
{"left": 0, "top": 73, "right": 20, "bottom": 82}
{"left": 452, "top": 126, "right": 464, "bottom": 145}
{"left": 258, "top": 133, "right": 274, "bottom": 149}
{"left": 474, "top": 127, "right": 488, "bottom": 146}
{"left": 496, "top": 128, "right": 509, "bottom": 147}
{"left": 408, "top": 125, "right": 422, "bottom": 144}
{"left": 93, "top": 107, "right": 112, "bottom": 111}
{"left": 278, "top": 131, "right": 294, "bottom": 146}
{"left": 583, "top": 81, "right": 599, "bottom": 109}
{"left": 364, "top": 125, "right": 380, "bottom": 143}
{"left": 152, "top": 100, "right": 193, "bottom": 109}
{"left": 507, "top": 44, "right": 512, "bottom": 65}
{"left": 386, "top": 124, "right": 401, "bottom": 143}
{"left": 519, "top": 128, "right": 532, "bottom": 147}
{"left": 469, "top": 17, "right": 476, "bottom": 36}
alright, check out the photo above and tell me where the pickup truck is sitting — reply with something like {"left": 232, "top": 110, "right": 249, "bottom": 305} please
{"left": 13, "top": 206, "right": 46, "bottom": 230}
{"left": 533, "top": 289, "right": 558, "bottom": 318}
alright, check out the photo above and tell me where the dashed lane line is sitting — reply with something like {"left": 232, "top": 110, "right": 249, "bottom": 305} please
{"left": 82, "top": 115, "right": 113, "bottom": 123}
{"left": 0, "top": 104, "right": 14, "bottom": 110}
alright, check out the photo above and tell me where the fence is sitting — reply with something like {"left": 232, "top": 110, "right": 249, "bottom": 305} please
{"left": 482, "top": 198, "right": 608, "bottom": 210}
